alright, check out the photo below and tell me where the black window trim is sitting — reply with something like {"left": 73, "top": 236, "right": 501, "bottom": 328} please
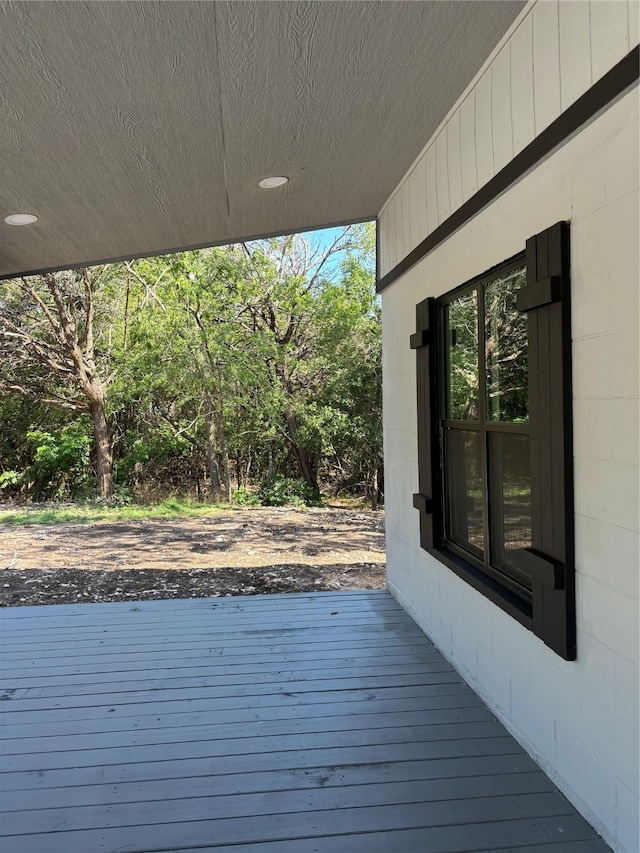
{"left": 411, "top": 221, "right": 576, "bottom": 660}
{"left": 437, "top": 252, "right": 531, "bottom": 604}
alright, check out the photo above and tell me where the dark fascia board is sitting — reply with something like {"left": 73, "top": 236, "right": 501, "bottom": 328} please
{"left": 377, "top": 46, "right": 640, "bottom": 294}
{"left": 0, "top": 216, "right": 374, "bottom": 283}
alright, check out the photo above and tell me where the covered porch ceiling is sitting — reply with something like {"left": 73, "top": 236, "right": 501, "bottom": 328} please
{"left": 0, "top": 0, "right": 525, "bottom": 280}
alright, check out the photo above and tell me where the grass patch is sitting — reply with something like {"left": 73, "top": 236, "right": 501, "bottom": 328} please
{"left": 0, "top": 499, "right": 228, "bottom": 526}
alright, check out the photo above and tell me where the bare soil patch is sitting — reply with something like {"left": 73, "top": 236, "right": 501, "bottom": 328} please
{"left": 0, "top": 507, "right": 385, "bottom": 607}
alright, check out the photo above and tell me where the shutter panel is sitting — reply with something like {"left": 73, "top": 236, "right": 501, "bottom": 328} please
{"left": 517, "top": 221, "right": 576, "bottom": 660}
{"left": 411, "top": 297, "right": 440, "bottom": 552}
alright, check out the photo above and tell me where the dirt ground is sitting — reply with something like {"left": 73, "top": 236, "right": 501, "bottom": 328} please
{"left": 0, "top": 507, "right": 386, "bottom": 607}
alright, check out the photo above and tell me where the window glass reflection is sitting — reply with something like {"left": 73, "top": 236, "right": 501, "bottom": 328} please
{"left": 445, "top": 290, "right": 479, "bottom": 420}
{"left": 485, "top": 266, "right": 528, "bottom": 422}
{"left": 444, "top": 428, "right": 484, "bottom": 557}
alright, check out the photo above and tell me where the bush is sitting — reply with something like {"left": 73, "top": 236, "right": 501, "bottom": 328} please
{"left": 20, "top": 425, "right": 93, "bottom": 501}
{"left": 232, "top": 487, "right": 260, "bottom": 506}
{"left": 258, "top": 476, "right": 323, "bottom": 508}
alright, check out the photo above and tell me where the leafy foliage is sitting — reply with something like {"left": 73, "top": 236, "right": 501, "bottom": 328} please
{"left": 0, "top": 225, "right": 382, "bottom": 507}
{"left": 258, "top": 476, "right": 323, "bottom": 508}
{"left": 3, "top": 424, "right": 93, "bottom": 500}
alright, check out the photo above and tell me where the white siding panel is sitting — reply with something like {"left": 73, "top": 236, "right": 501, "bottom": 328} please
{"left": 385, "top": 196, "right": 397, "bottom": 273}
{"left": 424, "top": 143, "right": 439, "bottom": 235}
{"left": 447, "top": 110, "right": 463, "bottom": 212}
{"left": 399, "top": 179, "right": 411, "bottom": 260}
{"left": 393, "top": 188, "right": 404, "bottom": 264}
{"left": 590, "top": 1, "right": 629, "bottom": 82}
{"left": 378, "top": 208, "right": 391, "bottom": 277}
{"left": 628, "top": 0, "right": 639, "bottom": 48}
{"left": 435, "top": 130, "right": 451, "bottom": 222}
{"left": 510, "top": 14, "right": 535, "bottom": 154}
{"left": 475, "top": 70, "right": 494, "bottom": 187}
{"left": 408, "top": 156, "right": 428, "bottom": 253}
{"left": 559, "top": 0, "right": 592, "bottom": 111}
{"left": 392, "top": 190, "right": 403, "bottom": 270}
{"left": 532, "top": 0, "right": 561, "bottom": 133}
{"left": 491, "top": 46, "right": 513, "bottom": 172}
{"left": 459, "top": 93, "right": 478, "bottom": 201}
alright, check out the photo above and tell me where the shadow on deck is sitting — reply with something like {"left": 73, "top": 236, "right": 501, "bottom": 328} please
{"left": 0, "top": 590, "right": 610, "bottom": 852}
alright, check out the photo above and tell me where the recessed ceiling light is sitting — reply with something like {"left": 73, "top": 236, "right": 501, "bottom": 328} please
{"left": 258, "top": 176, "right": 289, "bottom": 189}
{"left": 5, "top": 213, "right": 38, "bottom": 225}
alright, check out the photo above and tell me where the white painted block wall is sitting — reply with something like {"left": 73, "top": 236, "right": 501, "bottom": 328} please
{"left": 381, "top": 88, "right": 638, "bottom": 853}
{"left": 378, "top": 4, "right": 639, "bottom": 847}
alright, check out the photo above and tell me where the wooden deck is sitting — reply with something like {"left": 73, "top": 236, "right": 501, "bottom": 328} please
{"left": 0, "top": 589, "right": 610, "bottom": 853}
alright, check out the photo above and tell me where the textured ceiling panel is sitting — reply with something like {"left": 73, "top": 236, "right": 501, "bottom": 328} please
{"left": 0, "top": 0, "right": 525, "bottom": 278}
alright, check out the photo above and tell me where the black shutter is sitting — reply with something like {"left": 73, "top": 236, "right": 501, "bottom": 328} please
{"left": 410, "top": 297, "right": 440, "bottom": 551}
{"left": 516, "top": 221, "right": 576, "bottom": 660}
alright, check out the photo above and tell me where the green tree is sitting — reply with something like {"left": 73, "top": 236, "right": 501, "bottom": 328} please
{"left": 0, "top": 268, "right": 120, "bottom": 497}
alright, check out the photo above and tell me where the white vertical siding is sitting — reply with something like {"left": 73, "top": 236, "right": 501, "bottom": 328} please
{"left": 491, "top": 46, "right": 513, "bottom": 171}
{"left": 510, "top": 13, "right": 535, "bottom": 155}
{"left": 474, "top": 70, "right": 495, "bottom": 187}
{"left": 459, "top": 93, "right": 478, "bottom": 201}
{"left": 446, "top": 111, "right": 464, "bottom": 212}
{"left": 378, "top": 0, "right": 637, "bottom": 279}
{"left": 435, "top": 130, "right": 451, "bottom": 222}
{"left": 559, "top": 0, "right": 593, "bottom": 109}
{"left": 532, "top": 0, "right": 562, "bottom": 135}
{"left": 590, "top": 1, "right": 629, "bottom": 81}
{"left": 408, "top": 156, "right": 428, "bottom": 254}
{"left": 424, "top": 143, "right": 439, "bottom": 236}
{"left": 630, "top": 0, "right": 640, "bottom": 47}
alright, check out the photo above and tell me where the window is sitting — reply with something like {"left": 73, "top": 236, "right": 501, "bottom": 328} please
{"left": 411, "top": 222, "right": 576, "bottom": 660}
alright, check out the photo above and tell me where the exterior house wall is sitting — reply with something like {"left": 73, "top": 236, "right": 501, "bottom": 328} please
{"left": 379, "top": 3, "right": 639, "bottom": 851}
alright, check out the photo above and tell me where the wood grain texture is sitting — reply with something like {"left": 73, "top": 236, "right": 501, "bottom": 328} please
{"left": 0, "top": 0, "right": 526, "bottom": 279}
{"left": 0, "top": 590, "right": 609, "bottom": 851}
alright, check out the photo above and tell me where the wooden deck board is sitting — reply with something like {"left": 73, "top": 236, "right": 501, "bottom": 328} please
{"left": 0, "top": 590, "right": 611, "bottom": 852}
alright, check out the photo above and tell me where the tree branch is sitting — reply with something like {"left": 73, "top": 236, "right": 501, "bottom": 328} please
{"left": 0, "top": 381, "right": 87, "bottom": 411}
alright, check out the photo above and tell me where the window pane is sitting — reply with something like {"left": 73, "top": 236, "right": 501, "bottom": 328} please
{"left": 489, "top": 432, "right": 532, "bottom": 588}
{"left": 444, "top": 428, "right": 484, "bottom": 557}
{"left": 485, "top": 266, "right": 528, "bottom": 422}
{"left": 445, "top": 291, "right": 479, "bottom": 420}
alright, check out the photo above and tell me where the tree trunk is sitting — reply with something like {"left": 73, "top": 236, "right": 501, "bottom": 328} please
{"left": 89, "top": 400, "right": 113, "bottom": 498}
{"left": 284, "top": 408, "right": 319, "bottom": 492}
{"left": 205, "top": 406, "right": 224, "bottom": 503}
{"left": 267, "top": 441, "right": 274, "bottom": 482}
{"left": 218, "top": 421, "right": 231, "bottom": 500}
{"left": 371, "top": 465, "right": 379, "bottom": 511}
